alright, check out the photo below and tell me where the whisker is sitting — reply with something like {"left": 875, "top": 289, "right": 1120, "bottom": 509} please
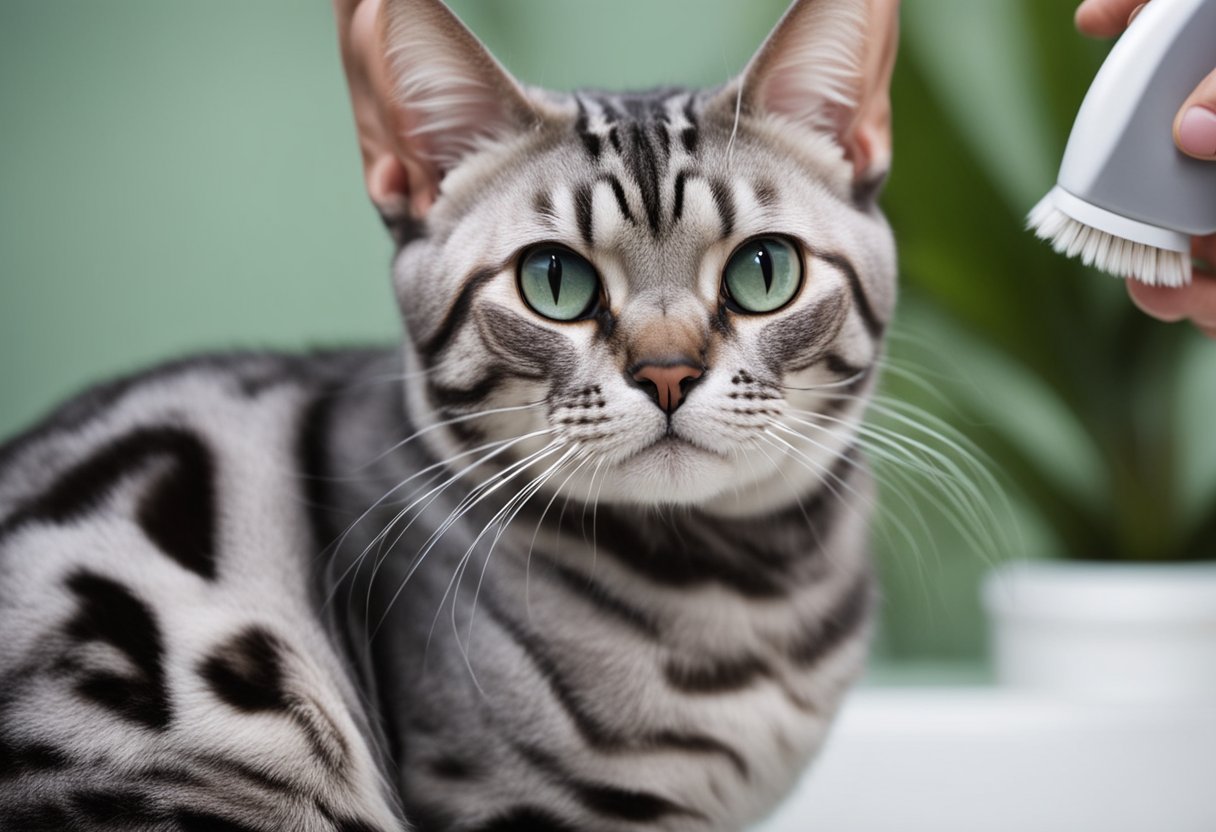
{"left": 373, "top": 441, "right": 567, "bottom": 640}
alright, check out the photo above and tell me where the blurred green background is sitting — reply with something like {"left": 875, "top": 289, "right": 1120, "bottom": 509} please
{"left": 3, "top": 0, "right": 1214, "bottom": 667}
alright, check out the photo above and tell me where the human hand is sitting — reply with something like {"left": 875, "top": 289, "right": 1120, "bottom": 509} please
{"left": 1075, "top": 0, "right": 1216, "bottom": 333}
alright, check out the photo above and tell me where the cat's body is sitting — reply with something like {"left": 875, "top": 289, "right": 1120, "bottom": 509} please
{"left": 0, "top": 2, "right": 898, "bottom": 830}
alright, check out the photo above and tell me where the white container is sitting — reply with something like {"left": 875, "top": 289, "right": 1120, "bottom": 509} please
{"left": 983, "top": 560, "right": 1216, "bottom": 702}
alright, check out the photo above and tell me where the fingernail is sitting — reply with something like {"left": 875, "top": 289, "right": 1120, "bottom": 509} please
{"left": 1178, "top": 106, "right": 1216, "bottom": 158}
{"left": 1127, "top": 3, "right": 1147, "bottom": 25}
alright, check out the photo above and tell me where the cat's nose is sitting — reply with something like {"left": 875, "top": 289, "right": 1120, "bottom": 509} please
{"left": 630, "top": 361, "right": 704, "bottom": 414}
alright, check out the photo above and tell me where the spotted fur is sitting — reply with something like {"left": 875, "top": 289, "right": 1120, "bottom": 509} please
{"left": 0, "top": 0, "right": 897, "bottom": 829}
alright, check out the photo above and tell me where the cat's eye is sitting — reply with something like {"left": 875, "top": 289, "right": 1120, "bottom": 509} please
{"left": 518, "top": 246, "right": 601, "bottom": 322}
{"left": 722, "top": 236, "right": 803, "bottom": 314}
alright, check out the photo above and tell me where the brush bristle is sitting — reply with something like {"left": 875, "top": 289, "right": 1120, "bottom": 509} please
{"left": 1027, "top": 196, "right": 1191, "bottom": 288}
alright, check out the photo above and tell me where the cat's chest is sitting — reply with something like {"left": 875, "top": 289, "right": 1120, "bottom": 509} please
{"left": 377, "top": 499, "right": 873, "bottom": 831}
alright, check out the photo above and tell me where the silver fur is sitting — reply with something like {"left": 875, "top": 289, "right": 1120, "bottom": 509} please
{"left": 0, "top": 0, "right": 896, "bottom": 829}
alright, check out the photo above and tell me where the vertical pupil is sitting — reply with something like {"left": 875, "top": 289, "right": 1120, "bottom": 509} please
{"left": 547, "top": 254, "right": 563, "bottom": 304}
{"left": 755, "top": 245, "right": 773, "bottom": 293}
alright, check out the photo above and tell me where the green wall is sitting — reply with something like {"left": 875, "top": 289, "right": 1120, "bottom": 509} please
{"left": 0, "top": 0, "right": 790, "bottom": 441}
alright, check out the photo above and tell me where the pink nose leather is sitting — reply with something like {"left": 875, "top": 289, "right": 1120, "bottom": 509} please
{"left": 632, "top": 363, "right": 703, "bottom": 413}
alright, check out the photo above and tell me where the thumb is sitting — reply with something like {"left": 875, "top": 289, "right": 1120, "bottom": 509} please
{"left": 1175, "top": 67, "right": 1216, "bottom": 160}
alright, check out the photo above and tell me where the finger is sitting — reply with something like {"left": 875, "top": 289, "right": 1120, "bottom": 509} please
{"left": 1075, "top": 0, "right": 1146, "bottom": 37}
{"left": 1128, "top": 270, "right": 1216, "bottom": 326}
{"left": 1174, "top": 67, "right": 1216, "bottom": 160}
{"left": 1195, "top": 234, "right": 1216, "bottom": 271}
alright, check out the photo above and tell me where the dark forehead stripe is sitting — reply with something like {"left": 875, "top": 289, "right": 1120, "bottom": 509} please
{"left": 709, "top": 178, "right": 736, "bottom": 237}
{"left": 681, "top": 96, "right": 699, "bottom": 153}
{"left": 672, "top": 170, "right": 690, "bottom": 225}
{"left": 573, "top": 181, "right": 594, "bottom": 247}
{"left": 1, "top": 426, "right": 218, "bottom": 580}
{"left": 602, "top": 174, "right": 635, "bottom": 225}
{"left": 627, "top": 123, "right": 663, "bottom": 234}
{"left": 574, "top": 98, "right": 602, "bottom": 161}
{"left": 64, "top": 570, "right": 171, "bottom": 730}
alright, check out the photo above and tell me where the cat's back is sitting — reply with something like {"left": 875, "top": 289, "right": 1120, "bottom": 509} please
{"left": 0, "top": 349, "right": 404, "bottom": 831}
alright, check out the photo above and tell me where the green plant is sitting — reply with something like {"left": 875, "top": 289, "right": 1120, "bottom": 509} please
{"left": 872, "top": 0, "right": 1216, "bottom": 659}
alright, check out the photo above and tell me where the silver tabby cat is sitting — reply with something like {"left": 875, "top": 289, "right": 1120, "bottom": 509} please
{"left": 0, "top": 0, "right": 898, "bottom": 829}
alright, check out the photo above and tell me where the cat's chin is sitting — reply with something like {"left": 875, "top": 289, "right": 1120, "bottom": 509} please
{"left": 596, "top": 436, "right": 741, "bottom": 505}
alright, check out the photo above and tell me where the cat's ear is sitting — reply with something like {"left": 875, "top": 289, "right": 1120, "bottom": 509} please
{"left": 357, "top": 0, "right": 538, "bottom": 222}
{"left": 714, "top": 0, "right": 900, "bottom": 187}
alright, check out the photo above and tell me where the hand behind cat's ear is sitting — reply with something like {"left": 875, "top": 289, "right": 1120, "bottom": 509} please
{"left": 713, "top": 0, "right": 901, "bottom": 186}
{"left": 337, "top": 0, "right": 539, "bottom": 225}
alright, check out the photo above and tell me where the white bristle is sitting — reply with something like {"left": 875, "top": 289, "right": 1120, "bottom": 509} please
{"left": 1027, "top": 193, "right": 1191, "bottom": 288}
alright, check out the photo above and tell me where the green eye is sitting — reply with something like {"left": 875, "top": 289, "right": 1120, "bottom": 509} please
{"left": 518, "top": 246, "right": 601, "bottom": 321}
{"left": 722, "top": 237, "right": 803, "bottom": 314}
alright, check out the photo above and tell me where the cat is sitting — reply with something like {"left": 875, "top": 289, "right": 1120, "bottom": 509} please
{"left": 0, "top": 0, "right": 898, "bottom": 829}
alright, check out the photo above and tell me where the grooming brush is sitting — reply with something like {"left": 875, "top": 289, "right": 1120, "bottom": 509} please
{"left": 1028, "top": 0, "right": 1216, "bottom": 287}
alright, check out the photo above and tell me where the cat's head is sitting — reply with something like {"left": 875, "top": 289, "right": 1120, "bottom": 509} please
{"left": 358, "top": 0, "right": 898, "bottom": 509}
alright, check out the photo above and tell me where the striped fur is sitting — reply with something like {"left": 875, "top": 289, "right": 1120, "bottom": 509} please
{"left": 0, "top": 0, "right": 896, "bottom": 829}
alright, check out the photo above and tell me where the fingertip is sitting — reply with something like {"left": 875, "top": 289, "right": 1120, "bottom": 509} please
{"left": 1127, "top": 279, "right": 1187, "bottom": 322}
{"left": 1175, "top": 104, "right": 1216, "bottom": 161}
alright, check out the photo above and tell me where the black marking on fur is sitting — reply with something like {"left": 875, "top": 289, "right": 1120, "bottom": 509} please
{"left": 672, "top": 169, "right": 689, "bottom": 225}
{"left": 515, "top": 742, "right": 699, "bottom": 823}
{"left": 176, "top": 810, "right": 264, "bottom": 832}
{"left": 824, "top": 352, "right": 865, "bottom": 377}
{"left": 608, "top": 125, "right": 622, "bottom": 154}
{"left": 2, "top": 426, "right": 218, "bottom": 579}
{"left": 574, "top": 99, "right": 601, "bottom": 160}
{"left": 655, "top": 124, "right": 671, "bottom": 157}
{"left": 484, "top": 595, "right": 745, "bottom": 775}
{"left": 201, "top": 626, "right": 287, "bottom": 712}
{"left": 664, "top": 652, "right": 772, "bottom": 694}
{"left": 544, "top": 561, "right": 660, "bottom": 637}
{"left": 0, "top": 803, "right": 72, "bottom": 831}
{"left": 421, "top": 267, "right": 500, "bottom": 361}
{"left": 191, "top": 751, "right": 299, "bottom": 795}
{"left": 73, "top": 789, "right": 157, "bottom": 824}
{"left": 533, "top": 190, "right": 556, "bottom": 223}
{"left": 201, "top": 627, "right": 349, "bottom": 771}
{"left": 471, "top": 807, "right": 579, "bottom": 832}
{"left": 650, "top": 730, "right": 749, "bottom": 779}
{"left": 788, "top": 570, "right": 874, "bottom": 666}
{"left": 681, "top": 97, "right": 699, "bottom": 153}
{"left": 479, "top": 306, "right": 572, "bottom": 382}
{"left": 574, "top": 181, "right": 594, "bottom": 247}
{"left": 577, "top": 504, "right": 814, "bottom": 597}
{"left": 603, "top": 174, "right": 635, "bottom": 224}
{"left": 137, "top": 434, "right": 217, "bottom": 579}
{"left": 64, "top": 570, "right": 171, "bottom": 730}
{"left": 334, "top": 820, "right": 386, "bottom": 832}
{"left": 430, "top": 755, "right": 479, "bottom": 781}
{"left": 754, "top": 180, "right": 778, "bottom": 208}
{"left": 710, "top": 178, "right": 736, "bottom": 237}
{"left": 764, "top": 293, "right": 850, "bottom": 376}
{"left": 429, "top": 373, "right": 503, "bottom": 411}
{"left": 628, "top": 124, "right": 664, "bottom": 234}
{"left": 816, "top": 250, "right": 885, "bottom": 337}
{"left": 0, "top": 740, "right": 69, "bottom": 780}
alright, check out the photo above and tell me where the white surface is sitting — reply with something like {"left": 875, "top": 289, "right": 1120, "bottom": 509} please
{"left": 753, "top": 687, "right": 1216, "bottom": 832}
{"left": 984, "top": 561, "right": 1216, "bottom": 701}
